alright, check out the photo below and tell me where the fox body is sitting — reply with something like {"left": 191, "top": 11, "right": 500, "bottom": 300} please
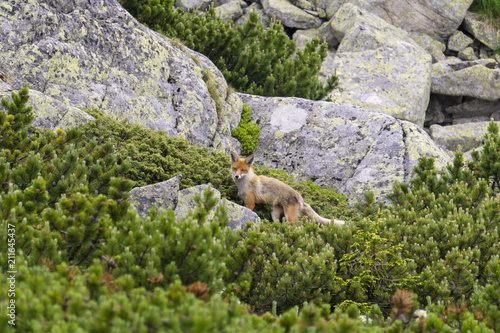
{"left": 230, "top": 152, "right": 333, "bottom": 225}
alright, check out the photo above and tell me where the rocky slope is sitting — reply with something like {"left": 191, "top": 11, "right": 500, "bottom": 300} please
{"left": 0, "top": 0, "right": 241, "bottom": 151}
{"left": 2, "top": 0, "right": 498, "bottom": 207}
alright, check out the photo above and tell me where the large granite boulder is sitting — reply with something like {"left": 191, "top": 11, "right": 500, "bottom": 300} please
{"left": 129, "top": 175, "right": 183, "bottom": 218}
{"left": 238, "top": 93, "right": 452, "bottom": 204}
{"left": 321, "top": 4, "right": 432, "bottom": 127}
{"left": 430, "top": 121, "right": 500, "bottom": 152}
{"left": 261, "top": 0, "right": 322, "bottom": 29}
{"left": 325, "top": 0, "right": 473, "bottom": 42}
{"left": 174, "top": 185, "right": 261, "bottom": 230}
{"left": 0, "top": 79, "right": 94, "bottom": 130}
{"left": 0, "top": 0, "right": 241, "bottom": 151}
{"left": 129, "top": 179, "right": 261, "bottom": 230}
{"left": 431, "top": 58, "right": 500, "bottom": 101}
{"left": 463, "top": 12, "right": 500, "bottom": 51}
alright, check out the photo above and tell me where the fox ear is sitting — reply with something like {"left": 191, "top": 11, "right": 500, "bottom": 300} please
{"left": 230, "top": 151, "right": 239, "bottom": 163}
{"left": 245, "top": 154, "right": 255, "bottom": 165}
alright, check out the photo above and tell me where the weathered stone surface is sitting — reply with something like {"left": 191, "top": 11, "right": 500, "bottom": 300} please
{"left": 447, "top": 30, "right": 473, "bottom": 52}
{"left": 452, "top": 116, "right": 490, "bottom": 125}
{"left": 0, "top": 0, "right": 241, "bottom": 152}
{"left": 224, "top": 200, "right": 261, "bottom": 230}
{"left": 261, "top": 0, "right": 322, "bottom": 29}
{"left": 235, "top": 3, "right": 271, "bottom": 27}
{"left": 175, "top": 185, "right": 221, "bottom": 221}
{"left": 293, "top": 24, "right": 339, "bottom": 50}
{"left": 430, "top": 121, "right": 500, "bottom": 152}
{"left": 174, "top": 185, "right": 260, "bottom": 229}
{"left": 293, "top": 28, "right": 319, "bottom": 50}
{"left": 463, "top": 13, "right": 500, "bottom": 51}
{"left": 290, "top": 0, "right": 315, "bottom": 11}
{"left": 214, "top": 1, "right": 243, "bottom": 21}
{"left": 446, "top": 98, "right": 500, "bottom": 119}
{"left": 129, "top": 175, "right": 182, "bottom": 218}
{"left": 413, "top": 34, "right": 447, "bottom": 63}
{"left": 431, "top": 59, "right": 500, "bottom": 101}
{"left": 238, "top": 93, "right": 451, "bottom": 204}
{"left": 458, "top": 47, "right": 477, "bottom": 61}
{"left": 176, "top": 0, "right": 212, "bottom": 11}
{"left": 322, "top": 4, "right": 432, "bottom": 127}
{"left": 317, "top": 21, "right": 340, "bottom": 48}
{"left": 325, "top": 0, "right": 473, "bottom": 42}
{"left": 0, "top": 79, "right": 94, "bottom": 130}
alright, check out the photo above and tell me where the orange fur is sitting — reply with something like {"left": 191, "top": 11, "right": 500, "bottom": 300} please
{"left": 230, "top": 152, "right": 332, "bottom": 224}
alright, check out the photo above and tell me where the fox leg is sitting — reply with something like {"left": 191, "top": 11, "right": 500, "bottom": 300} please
{"left": 283, "top": 204, "right": 299, "bottom": 222}
{"left": 271, "top": 205, "right": 283, "bottom": 222}
{"left": 245, "top": 192, "right": 255, "bottom": 211}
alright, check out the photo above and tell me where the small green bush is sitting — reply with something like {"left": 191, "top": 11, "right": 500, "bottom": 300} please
{"left": 231, "top": 104, "right": 260, "bottom": 156}
{"left": 470, "top": 0, "right": 500, "bottom": 27}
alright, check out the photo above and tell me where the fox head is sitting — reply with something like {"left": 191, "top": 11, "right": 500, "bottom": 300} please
{"left": 230, "top": 152, "right": 254, "bottom": 180}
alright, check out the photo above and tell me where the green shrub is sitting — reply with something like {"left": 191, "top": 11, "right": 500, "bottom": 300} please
{"left": 231, "top": 104, "right": 260, "bottom": 156}
{"left": 470, "top": 0, "right": 500, "bottom": 27}
{"left": 361, "top": 121, "right": 500, "bottom": 308}
{"left": 0, "top": 88, "right": 132, "bottom": 269}
{"left": 79, "top": 115, "right": 238, "bottom": 199}
{"left": 102, "top": 187, "right": 231, "bottom": 293}
{"left": 224, "top": 215, "right": 418, "bottom": 316}
{"left": 118, "top": 0, "right": 338, "bottom": 100}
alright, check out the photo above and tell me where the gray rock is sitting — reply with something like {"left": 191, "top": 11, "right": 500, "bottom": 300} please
{"left": 237, "top": 93, "right": 451, "bottom": 204}
{"left": 293, "top": 28, "right": 319, "bottom": 50}
{"left": 175, "top": 185, "right": 222, "bottom": 221}
{"left": 129, "top": 175, "right": 182, "bottom": 218}
{"left": 290, "top": 0, "right": 315, "bottom": 11}
{"left": 431, "top": 59, "right": 500, "bottom": 101}
{"left": 235, "top": 4, "right": 271, "bottom": 27}
{"left": 214, "top": 1, "right": 243, "bottom": 21}
{"left": 463, "top": 13, "right": 500, "bottom": 51}
{"left": 261, "top": 0, "right": 322, "bottom": 29}
{"left": 458, "top": 47, "right": 477, "bottom": 61}
{"left": 0, "top": 0, "right": 241, "bottom": 152}
{"left": 447, "top": 30, "right": 473, "bottom": 52}
{"left": 317, "top": 21, "right": 340, "bottom": 48}
{"left": 322, "top": 4, "right": 432, "bottom": 127}
{"left": 176, "top": 0, "right": 212, "bottom": 11}
{"left": 430, "top": 121, "right": 500, "bottom": 152}
{"left": 452, "top": 116, "right": 491, "bottom": 125}
{"left": 224, "top": 200, "right": 261, "bottom": 230}
{"left": 446, "top": 98, "right": 500, "bottom": 119}
{"left": 174, "top": 185, "right": 260, "bottom": 229}
{"left": 413, "top": 34, "right": 447, "bottom": 63}
{"left": 325, "top": 0, "right": 473, "bottom": 42}
{"left": 0, "top": 79, "right": 94, "bottom": 130}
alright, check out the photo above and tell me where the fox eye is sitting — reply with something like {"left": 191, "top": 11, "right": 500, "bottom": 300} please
{"left": 241, "top": 169, "right": 247, "bottom": 173}
{"left": 232, "top": 167, "right": 237, "bottom": 171}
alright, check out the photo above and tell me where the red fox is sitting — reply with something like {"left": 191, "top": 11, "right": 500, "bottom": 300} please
{"left": 230, "top": 152, "right": 344, "bottom": 226}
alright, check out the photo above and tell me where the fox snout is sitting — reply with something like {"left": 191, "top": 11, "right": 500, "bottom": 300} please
{"left": 233, "top": 173, "right": 246, "bottom": 180}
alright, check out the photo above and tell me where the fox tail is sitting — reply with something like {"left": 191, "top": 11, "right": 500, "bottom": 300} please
{"left": 300, "top": 202, "right": 345, "bottom": 226}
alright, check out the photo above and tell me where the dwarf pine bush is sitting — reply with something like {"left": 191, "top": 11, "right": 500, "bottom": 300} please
{"left": 118, "top": 0, "right": 338, "bottom": 100}
{"left": 231, "top": 104, "right": 260, "bottom": 156}
{"left": 3, "top": 89, "right": 500, "bottom": 331}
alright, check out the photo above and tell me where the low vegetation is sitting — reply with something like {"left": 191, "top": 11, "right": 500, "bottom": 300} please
{"left": 1, "top": 88, "right": 500, "bottom": 331}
